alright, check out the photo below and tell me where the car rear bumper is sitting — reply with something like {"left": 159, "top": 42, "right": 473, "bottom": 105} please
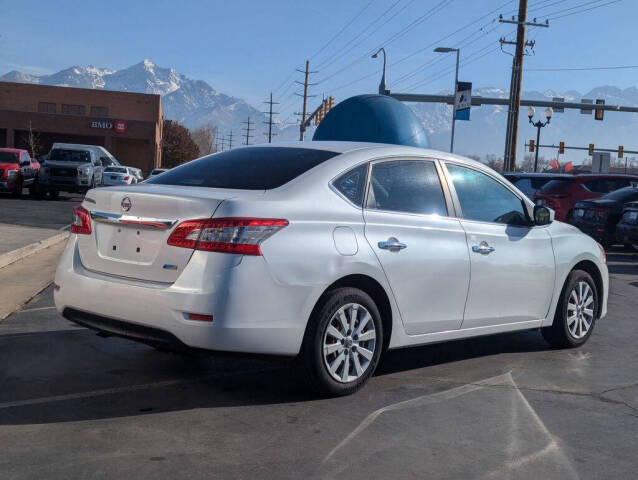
{"left": 570, "top": 221, "right": 615, "bottom": 245}
{"left": 616, "top": 223, "right": 638, "bottom": 244}
{"left": 54, "top": 236, "right": 319, "bottom": 356}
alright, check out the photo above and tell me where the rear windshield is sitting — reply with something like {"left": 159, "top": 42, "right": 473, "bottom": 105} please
{"left": 539, "top": 178, "right": 574, "bottom": 191}
{"left": 49, "top": 149, "right": 91, "bottom": 163}
{"left": 105, "top": 167, "right": 127, "bottom": 173}
{"left": 146, "top": 147, "right": 340, "bottom": 190}
{"left": 0, "top": 152, "right": 19, "bottom": 163}
{"left": 603, "top": 187, "right": 638, "bottom": 202}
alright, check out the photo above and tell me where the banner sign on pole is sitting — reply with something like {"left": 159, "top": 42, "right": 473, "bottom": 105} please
{"left": 455, "top": 81, "right": 472, "bottom": 121}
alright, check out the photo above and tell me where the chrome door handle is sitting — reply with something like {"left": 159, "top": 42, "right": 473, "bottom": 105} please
{"left": 378, "top": 237, "right": 407, "bottom": 251}
{"left": 472, "top": 241, "right": 495, "bottom": 255}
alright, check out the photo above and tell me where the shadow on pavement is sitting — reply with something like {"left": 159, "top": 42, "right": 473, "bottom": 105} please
{"left": 0, "top": 325, "right": 550, "bottom": 426}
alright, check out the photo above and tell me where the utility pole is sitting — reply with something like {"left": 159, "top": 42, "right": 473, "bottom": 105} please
{"left": 242, "top": 117, "right": 254, "bottom": 145}
{"left": 499, "top": 1, "right": 548, "bottom": 171}
{"left": 295, "top": 60, "right": 317, "bottom": 141}
{"left": 263, "top": 92, "right": 279, "bottom": 143}
{"left": 219, "top": 135, "right": 225, "bottom": 151}
{"left": 228, "top": 130, "right": 234, "bottom": 150}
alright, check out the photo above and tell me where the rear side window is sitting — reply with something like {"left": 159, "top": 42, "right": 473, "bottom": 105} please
{"left": 333, "top": 164, "right": 368, "bottom": 206}
{"left": 367, "top": 160, "right": 447, "bottom": 216}
{"left": 147, "top": 147, "right": 339, "bottom": 190}
{"left": 540, "top": 179, "right": 573, "bottom": 191}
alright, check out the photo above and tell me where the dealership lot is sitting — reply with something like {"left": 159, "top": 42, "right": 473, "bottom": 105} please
{"left": 1, "top": 197, "right": 637, "bottom": 479}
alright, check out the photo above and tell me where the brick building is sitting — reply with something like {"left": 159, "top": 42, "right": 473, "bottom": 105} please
{"left": 0, "top": 82, "right": 162, "bottom": 174}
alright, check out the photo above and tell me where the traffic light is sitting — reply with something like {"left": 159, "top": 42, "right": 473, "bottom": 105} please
{"left": 559, "top": 141, "right": 565, "bottom": 154}
{"left": 595, "top": 99, "right": 605, "bottom": 121}
{"left": 328, "top": 96, "right": 334, "bottom": 110}
{"left": 619, "top": 145, "right": 624, "bottom": 158}
{"left": 529, "top": 139, "right": 535, "bottom": 153}
{"left": 588, "top": 143, "right": 594, "bottom": 155}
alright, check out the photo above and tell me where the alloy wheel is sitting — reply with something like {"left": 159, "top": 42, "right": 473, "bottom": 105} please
{"left": 322, "top": 303, "right": 377, "bottom": 383}
{"left": 566, "top": 281, "right": 595, "bottom": 339}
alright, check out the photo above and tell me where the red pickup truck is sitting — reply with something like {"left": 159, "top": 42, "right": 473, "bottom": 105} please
{"left": 0, "top": 148, "right": 40, "bottom": 197}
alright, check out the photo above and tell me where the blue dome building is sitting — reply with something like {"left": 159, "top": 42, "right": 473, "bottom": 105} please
{"left": 312, "top": 94, "right": 429, "bottom": 148}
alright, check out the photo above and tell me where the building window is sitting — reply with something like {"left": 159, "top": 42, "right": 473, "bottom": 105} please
{"left": 38, "top": 102, "right": 56, "bottom": 114}
{"left": 61, "top": 104, "right": 86, "bottom": 116}
{"left": 90, "top": 106, "right": 109, "bottom": 117}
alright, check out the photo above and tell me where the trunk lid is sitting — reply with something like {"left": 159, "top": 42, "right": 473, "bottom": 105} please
{"left": 77, "top": 184, "right": 263, "bottom": 283}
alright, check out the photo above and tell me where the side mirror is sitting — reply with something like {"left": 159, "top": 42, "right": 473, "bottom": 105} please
{"left": 534, "top": 205, "right": 554, "bottom": 226}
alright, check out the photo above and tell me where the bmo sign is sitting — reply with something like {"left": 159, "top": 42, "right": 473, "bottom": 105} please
{"left": 90, "top": 119, "right": 128, "bottom": 134}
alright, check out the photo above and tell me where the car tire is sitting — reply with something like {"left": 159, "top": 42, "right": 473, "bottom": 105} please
{"left": 49, "top": 189, "right": 59, "bottom": 200}
{"left": 541, "top": 269, "right": 598, "bottom": 348}
{"left": 12, "top": 180, "right": 23, "bottom": 198}
{"left": 298, "top": 287, "right": 383, "bottom": 397}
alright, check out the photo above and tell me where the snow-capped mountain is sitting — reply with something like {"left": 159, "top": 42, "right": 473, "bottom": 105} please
{"left": 2, "top": 60, "right": 637, "bottom": 161}
{"left": 0, "top": 60, "right": 266, "bottom": 132}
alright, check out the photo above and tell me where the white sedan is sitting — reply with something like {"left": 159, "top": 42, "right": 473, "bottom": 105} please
{"left": 54, "top": 142, "right": 608, "bottom": 396}
{"left": 102, "top": 166, "right": 138, "bottom": 186}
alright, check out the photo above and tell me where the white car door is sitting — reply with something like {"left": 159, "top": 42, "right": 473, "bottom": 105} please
{"left": 443, "top": 162, "right": 555, "bottom": 329}
{"left": 363, "top": 159, "right": 470, "bottom": 335}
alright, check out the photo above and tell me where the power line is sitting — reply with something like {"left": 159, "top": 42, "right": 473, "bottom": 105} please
{"left": 310, "top": 0, "right": 375, "bottom": 61}
{"left": 313, "top": 0, "right": 404, "bottom": 71}
{"left": 527, "top": 63, "right": 638, "bottom": 71}
{"left": 547, "top": 0, "right": 622, "bottom": 19}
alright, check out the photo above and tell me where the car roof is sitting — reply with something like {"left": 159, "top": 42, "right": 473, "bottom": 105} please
{"left": 0, "top": 148, "right": 27, "bottom": 154}
{"left": 246, "top": 141, "right": 487, "bottom": 169}
{"left": 502, "top": 172, "right": 572, "bottom": 178}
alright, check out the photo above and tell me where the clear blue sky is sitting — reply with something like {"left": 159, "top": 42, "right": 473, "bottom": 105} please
{"left": 0, "top": 0, "right": 634, "bottom": 121}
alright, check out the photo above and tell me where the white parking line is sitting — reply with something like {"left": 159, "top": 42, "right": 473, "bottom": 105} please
{"left": 0, "top": 367, "right": 276, "bottom": 410}
{"left": 16, "top": 306, "right": 56, "bottom": 313}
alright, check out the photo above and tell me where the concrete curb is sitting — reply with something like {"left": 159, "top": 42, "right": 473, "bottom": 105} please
{"left": 0, "top": 232, "right": 69, "bottom": 270}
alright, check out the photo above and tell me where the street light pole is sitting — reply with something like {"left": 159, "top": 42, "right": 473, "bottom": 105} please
{"left": 527, "top": 106, "right": 553, "bottom": 172}
{"left": 434, "top": 47, "right": 460, "bottom": 153}
{"left": 371, "top": 48, "right": 388, "bottom": 95}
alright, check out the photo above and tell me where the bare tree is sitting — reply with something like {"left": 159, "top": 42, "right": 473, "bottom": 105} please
{"left": 24, "top": 121, "right": 42, "bottom": 159}
{"left": 191, "top": 124, "right": 217, "bottom": 156}
{"left": 484, "top": 154, "right": 504, "bottom": 172}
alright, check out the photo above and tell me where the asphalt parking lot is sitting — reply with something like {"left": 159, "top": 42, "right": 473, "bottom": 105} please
{"left": 1, "top": 197, "right": 637, "bottom": 479}
{"left": 0, "top": 191, "right": 83, "bottom": 229}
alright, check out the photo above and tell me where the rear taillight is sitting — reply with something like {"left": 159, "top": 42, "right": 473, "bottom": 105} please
{"left": 167, "top": 217, "right": 288, "bottom": 255}
{"left": 71, "top": 206, "right": 92, "bottom": 235}
{"left": 123, "top": 175, "right": 130, "bottom": 181}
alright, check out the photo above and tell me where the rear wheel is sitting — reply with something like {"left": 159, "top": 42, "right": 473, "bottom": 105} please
{"left": 298, "top": 288, "right": 383, "bottom": 396}
{"left": 49, "top": 189, "right": 59, "bottom": 200}
{"left": 541, "top": 269, "right": 598, "bottom": 348}
{"left": 12, "top": 180, "right": 23, "bottom": 198}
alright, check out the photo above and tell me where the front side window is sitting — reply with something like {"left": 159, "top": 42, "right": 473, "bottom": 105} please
{"left": 447, "top": 163, "right": 528, "bottom": 226}
{"left": 366, "top": 160, "right": 447, "bottom": 216}
{"left": 333, "top": 163, "right": 367, "bottom": 206}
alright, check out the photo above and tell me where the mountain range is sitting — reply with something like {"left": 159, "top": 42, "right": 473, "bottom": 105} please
{"left": 3, "top": 60, "right": 638, "bottom": 162}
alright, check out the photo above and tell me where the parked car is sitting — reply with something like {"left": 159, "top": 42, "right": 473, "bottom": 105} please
{"left": 130, "top": 167, "right": 144, "bottom": 183}
{"left": 0, "top": 148, "right": 40, "bottom": 197}
{"left": 148, "top": 168, "right": 168, "bottom": 178}
{"left": 54, "top": 143, "right": 608, "bottom": 396}
{"left": 39, "top": 143, "right": 120, "bottom": 197}
{"left": 102, "top": 166, "right": 139, "bottom": 186}
{"left": 568, "top": 185, "right": 638, "bottom": 246}
{"left": 534, "top": 174, "right": 638, "bottom": 221}
{"left": 616, "top": 202, "right": 638, "bottom": 249}
{"left": 502, "top": 172, "right": 571, "bottom": 199}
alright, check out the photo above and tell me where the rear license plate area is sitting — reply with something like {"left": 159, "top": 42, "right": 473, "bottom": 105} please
{"left": 95, "top": 223, "right": 164, "bottom": 264}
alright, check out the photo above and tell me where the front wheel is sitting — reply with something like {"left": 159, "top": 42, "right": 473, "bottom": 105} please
{"left": 541, "top": 269, "right": 598, "bottom": 348}
{"left": 298, "top": 288, "right": 383, "bottom": 397}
